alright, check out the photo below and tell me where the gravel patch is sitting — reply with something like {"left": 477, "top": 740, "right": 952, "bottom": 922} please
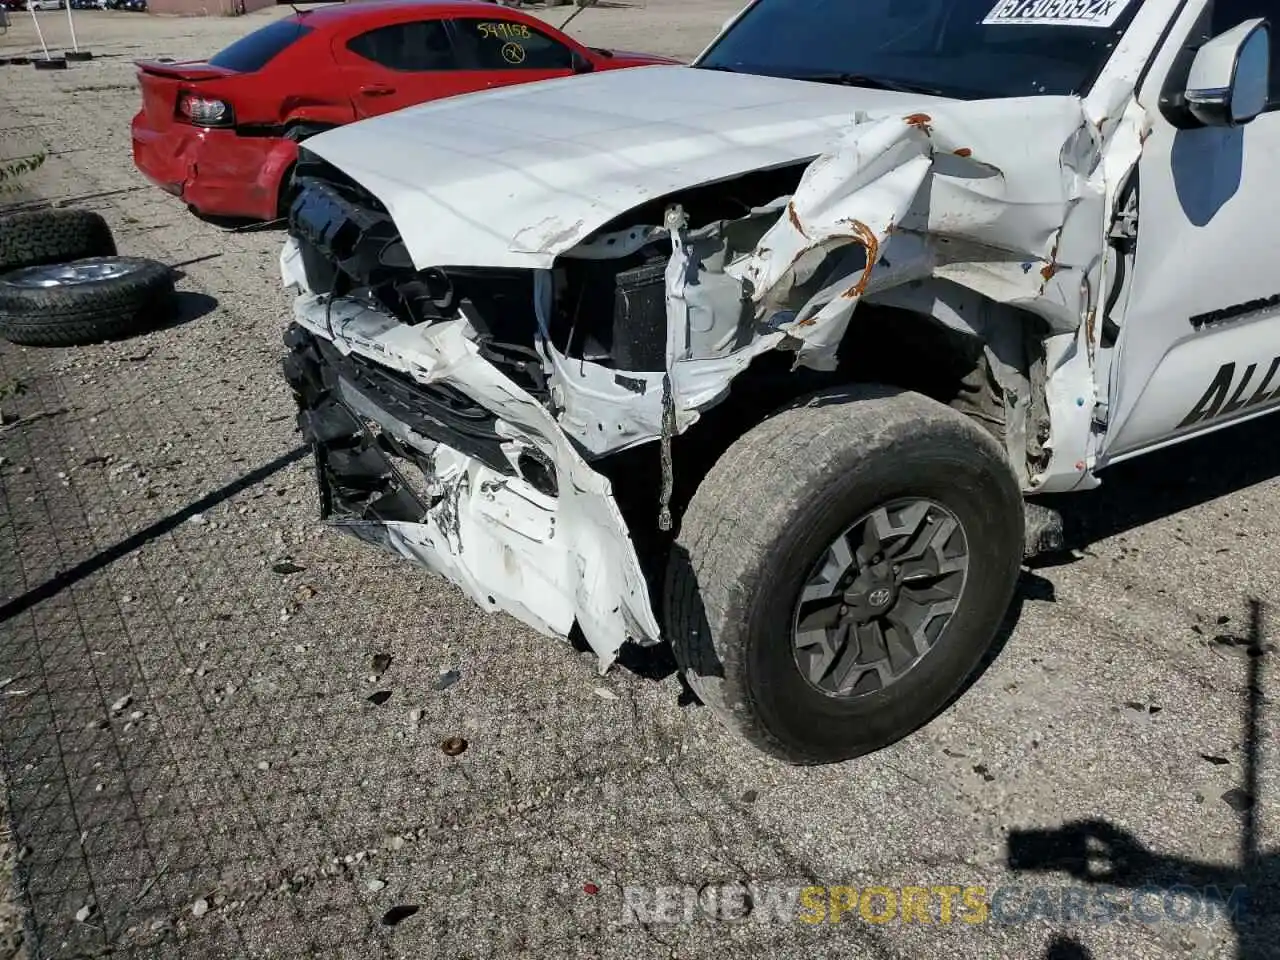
{"left": 1, "top": 4, "right": 1278, "bottom": 960}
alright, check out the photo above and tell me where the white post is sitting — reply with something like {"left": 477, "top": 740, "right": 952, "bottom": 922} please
{"left": 65, "top": 0, "right": 78, "bottom": 52}
{"left": 29, "top": 6, "right": 51, "bottom": 59}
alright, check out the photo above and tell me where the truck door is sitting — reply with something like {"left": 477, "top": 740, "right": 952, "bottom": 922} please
{"left": 1099, "top": 0, "right": 1280, "bottom": 462}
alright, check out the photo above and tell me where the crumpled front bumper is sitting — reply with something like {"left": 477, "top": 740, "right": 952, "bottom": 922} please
{"left": 280, "top": 240, "right": 662, "bottom": 667}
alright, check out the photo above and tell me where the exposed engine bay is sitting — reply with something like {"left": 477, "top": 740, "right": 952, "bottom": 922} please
{"left": 286, "top": 150, "right": 814, "bottom": 398}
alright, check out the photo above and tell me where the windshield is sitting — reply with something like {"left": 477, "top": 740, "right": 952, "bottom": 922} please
{"left": 696, "top": 0, "right": 1145, "bottom": 100}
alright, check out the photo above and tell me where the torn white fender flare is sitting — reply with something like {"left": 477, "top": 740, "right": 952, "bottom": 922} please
{"left": 660, "top": 93, "right": 1148, "bottom": 490}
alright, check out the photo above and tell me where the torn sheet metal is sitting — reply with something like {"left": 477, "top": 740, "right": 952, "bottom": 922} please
{"left": 715, "top": 97, "right": 1111, "bottom": 370}
{"left": 655, "top": 93, "right": 1148, "bottom": 489}
{"left": 538, "top": 96, "right": 1142, "bottom": 478}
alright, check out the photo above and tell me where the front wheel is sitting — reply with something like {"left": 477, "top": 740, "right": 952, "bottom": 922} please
{"left": 665, "top": 384, "right": 1024, "bottom": 764}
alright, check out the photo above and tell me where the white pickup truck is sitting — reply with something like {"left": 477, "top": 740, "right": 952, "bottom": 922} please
{"left": 278, "top": 0, "right": 1277, "bottom": 763}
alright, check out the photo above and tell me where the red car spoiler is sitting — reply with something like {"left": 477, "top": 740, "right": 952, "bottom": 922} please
{"left": 133, "top": 59, "right": 237, "bottom": 81}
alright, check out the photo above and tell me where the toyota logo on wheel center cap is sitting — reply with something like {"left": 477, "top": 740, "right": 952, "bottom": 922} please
{"left": 867, "top": 587, "right": 893, "bottom": 608}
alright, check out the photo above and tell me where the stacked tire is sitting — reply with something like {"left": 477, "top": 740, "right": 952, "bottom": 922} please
{"left": 0, "top": 208, "right": 174, "bottom": 347}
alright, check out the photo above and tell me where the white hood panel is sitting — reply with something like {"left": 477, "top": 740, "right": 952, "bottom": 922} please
{"left": 302, "top": 65, "right": 942, "bottom": 269}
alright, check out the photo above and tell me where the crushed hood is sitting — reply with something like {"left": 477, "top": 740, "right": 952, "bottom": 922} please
{"left": 302, "top": 65, "right": 946, "bottom": 269}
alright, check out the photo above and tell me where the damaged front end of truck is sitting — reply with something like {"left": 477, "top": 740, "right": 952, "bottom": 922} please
{"left": 279, "top": 85, "right": 1147, "bottom": 668}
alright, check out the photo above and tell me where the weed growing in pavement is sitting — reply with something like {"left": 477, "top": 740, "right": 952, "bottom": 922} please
{"left": 0, "top": 379, "right": 28, "bottom": 425}
{"left": 0, "top": 151, "right": 47, "bottom": 196}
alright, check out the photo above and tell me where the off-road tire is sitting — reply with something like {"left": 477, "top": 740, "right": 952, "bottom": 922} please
{"left": 0, "top": 208, "right": 116, "bottom": 273}
{"left": 665, "top": 384, "right": 1025, "bottom": 764}
{"left": 0, "top": 257, "right": 174, "bottom": 347}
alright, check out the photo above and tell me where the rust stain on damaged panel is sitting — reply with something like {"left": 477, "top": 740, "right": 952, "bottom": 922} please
{"left": 839, "top": 219, "right": 881, "bottom": 300}
{"left": 787, "top": 201, "right": 809, "bottom": 239}
{"left": 790, "top": 219, "right": 884, "bottom": 327}
{"left": 904, "top": 113, "right": 933, "bottom": 133}
{"left": 1040, "top": 238, "right": 1061, "bottom": 283}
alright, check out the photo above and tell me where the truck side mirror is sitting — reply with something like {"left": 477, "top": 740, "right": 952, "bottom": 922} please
{"left": 1184, "top": 17, "right": 1270, "bottom": 127}
{"left": 571, "top": 50, "right": 595, "bottom": 74}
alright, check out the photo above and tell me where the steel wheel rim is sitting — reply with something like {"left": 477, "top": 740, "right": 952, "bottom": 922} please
{"left": 791, "top": 497, "right": 970, "bottom": 699}
{"left": 7, "top": 260, "right": 134, "bottom": 288}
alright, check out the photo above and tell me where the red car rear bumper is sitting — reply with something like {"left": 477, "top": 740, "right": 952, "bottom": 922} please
{"left": 131, "top": 112, "right": 299, "bottom": 221}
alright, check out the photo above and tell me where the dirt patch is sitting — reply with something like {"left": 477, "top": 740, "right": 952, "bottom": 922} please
{"left": 0, "top": 790, "right": 27, "bottom": 960}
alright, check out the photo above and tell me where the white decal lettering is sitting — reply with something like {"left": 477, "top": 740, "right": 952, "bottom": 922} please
{"left": 981, "top": 0, "right": 1132, "bottom": 27}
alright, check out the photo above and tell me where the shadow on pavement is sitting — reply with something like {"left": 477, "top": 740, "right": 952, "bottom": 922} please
{"left": 1045, "top": 934, "right": 1095, "bottom": 959}
{"left": 1010, "top": 598, "right": 1274, "bottom": 960}
{"left": 0, "top": 444, "right": 309, "bottom": 625}
{"left": 191, "top": 211, "right": 288, "bottom": 233}
{"left": 153, "top": 290, "right": 218, "bottom": 333}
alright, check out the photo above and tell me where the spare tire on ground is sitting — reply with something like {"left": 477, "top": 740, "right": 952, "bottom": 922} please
{"left": 0, "top": 257, "right": 175, "bottom": 347}
{"left": 0, "top": 208, "right": 117, "bottom": 273}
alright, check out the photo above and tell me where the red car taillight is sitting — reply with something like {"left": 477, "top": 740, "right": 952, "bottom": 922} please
{"left": 176, "top": 93, "right": 234, "bottom": 128}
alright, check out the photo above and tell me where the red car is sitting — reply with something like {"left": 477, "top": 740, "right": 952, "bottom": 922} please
{"left": 130, "top": 0, "right": 675, "bottom": 221}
